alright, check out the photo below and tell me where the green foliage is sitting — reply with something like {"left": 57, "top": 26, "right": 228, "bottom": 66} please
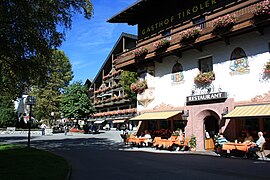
{"left": 119, "top": 71, "right": 137, "bottom": 102}
{"left": 30, "top": 50, "right": 73, "bottom": 121}
{"left": 0, "top": 0, "right": 93, "bottom": 98}
{"left": 189, "top": 134, "right": 197, "bottom": 148}
{"left": 0, "top": 95, "right": 17, "bottom": 127}
{"left": 60, "top": 81, "right": 95, "bottom": 119}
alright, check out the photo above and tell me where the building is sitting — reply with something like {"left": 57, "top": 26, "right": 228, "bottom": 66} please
{"left": 88, "top": 33, "right": 138, "bottom": 129}
{"left": 108, "top": 0, "right": 270, "bottom": 150}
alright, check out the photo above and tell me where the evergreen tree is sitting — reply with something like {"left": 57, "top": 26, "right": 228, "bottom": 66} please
{"left": 0, "top": 95, "right": 17, "bottom": 127}
{"left": 31, "top": 50, "right": 73, "bottom": 121}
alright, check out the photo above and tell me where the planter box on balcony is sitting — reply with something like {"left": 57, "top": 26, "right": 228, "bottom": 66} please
{"left": 117, "top": 53, "right": 135, "bottom": 63}
{"left": 212, "top": 24, "right": 234, "bottom": 36}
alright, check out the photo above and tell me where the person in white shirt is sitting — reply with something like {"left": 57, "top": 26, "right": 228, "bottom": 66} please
{"left": 248, "top": 131, "right": 265, "bottom": 159}
{"left": 40, "top": 123, "right": 47, "bottom": 136}
{"left": 143, "top": 130, "right": 152, "bottom": 146}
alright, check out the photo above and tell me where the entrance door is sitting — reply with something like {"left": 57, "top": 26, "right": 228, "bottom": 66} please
{"left": 204, "top": 116, "right": 219, "bottom": 138}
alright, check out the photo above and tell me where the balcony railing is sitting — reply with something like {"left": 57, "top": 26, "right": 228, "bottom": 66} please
{"left": 113, "top": 0, "right": 267, "bottom": 69}
{"left": 92, "top": 108, "right": 137, "bottom": 118}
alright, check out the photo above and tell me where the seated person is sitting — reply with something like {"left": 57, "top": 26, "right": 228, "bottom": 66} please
{"left": 217, "top": 133, "right": 228, "bottom": 147}
{"left": 216, "top": 133, "right": 230, "bottom": 156}
{"left": 244, "top": 131, "right": 254, "bottom": 143}
{"left": 142, "top": 130, "right": 152, "bottom": 146}
{"left": 248, "top": 131, "right": 265, "bottom": 159}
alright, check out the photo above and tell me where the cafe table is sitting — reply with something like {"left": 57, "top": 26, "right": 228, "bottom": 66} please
{"left": 222, "top": 142, "right": 252, "bottom": 152}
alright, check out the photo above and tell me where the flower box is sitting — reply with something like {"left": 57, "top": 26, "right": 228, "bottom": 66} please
{"left": 194, "top": 71, "right": 215, "bottom": 85}
{"left": 130, "top": 80, "right": 148, "bottom": 94}
{"left": 134, "top": 47, "right": 148, "bottom": 57}
{"left": 152, "top": 38, "right": 170, "bottom": 50}
{"left": 212, "top": 14, "right": 236, "bottom": 35}
{"left": 264, "top": 61, "right": 270, "bottom": 73}
{"left": 254, "top": 0, "right": 269, "bottom": 17}
{"left": 180, "top": 27, "right": 201, "bottom": 44}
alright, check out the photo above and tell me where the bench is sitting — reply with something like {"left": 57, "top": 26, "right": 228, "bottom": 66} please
{"left": 6, "top": 127, "right": 16, "bottom": 134}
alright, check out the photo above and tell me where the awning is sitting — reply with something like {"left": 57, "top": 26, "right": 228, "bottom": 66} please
{"left": 130, "top": 111, "right": 182, "bottom": 121}
{"left": 113, "top": 119, "right": 125, "bottom": 124}
{"left": 223, "top": 104, "right": 270, "bottom": 118}
{"left": 94, "top": 120, "right": 105, "bottom": 124}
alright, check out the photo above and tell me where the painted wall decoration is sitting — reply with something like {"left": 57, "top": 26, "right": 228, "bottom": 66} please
{"left": 171, "top": 72, "right": 184, "bottom": 83}
{"left": 229, "top": 57, "right": 250, "bottom": 75}
{"left": 137, "top": 88, "right": 155, "bottom": 107}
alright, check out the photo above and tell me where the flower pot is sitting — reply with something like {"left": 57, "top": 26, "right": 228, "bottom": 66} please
{"left": 264, "top": 69, "right": 270, "bottom": 74}
{"left": 180, "top": 37, "right": 197, "bottom": 45}
{"left": 190, "top": 147, "right": 196, "bottom": 151}
{"left": 212, "top": 24, "right": 234, "bottom": 36}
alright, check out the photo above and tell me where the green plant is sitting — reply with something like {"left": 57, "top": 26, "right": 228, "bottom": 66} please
{"left": 212, "top": 14, "right": 236, "bottom": 29}
{"left": 253, "top": 0, "right": 269, "bottom": 16}
{"left": 189, "top": 134, "right": 197, "bottom": 148}
{"left": 134, "top": 47, "right": 148, "bottom": 57}
{"left": 194, "top": 71, "right": 215, "bottom": 85}
{"left": 180, "top": 27, "right": 201, "bottom": 42}
{"left": 152, "top": 38, "right": 170, "bottom": 49}
{"left": 130, "top": 80, "right": 148, "bottom": 94}
{"left": 264, "top": 61, "right": 270, "bottom": 73}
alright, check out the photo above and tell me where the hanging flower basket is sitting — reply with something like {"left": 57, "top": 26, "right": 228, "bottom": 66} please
{"left": 152, "top": 38, "right": 170, "bottom": 51}
{"left": 130, "top": 80, "right": 148, "bottom": 94}
{"left": 263, "top": 61, "right": 270, "bottom": 73}
{"left": 212, "top": 14, "right": 236, "bottom": 35}
{"left": 254, "top": 0, "right": 270, "bottom": 17}
{"left": 194, "top": 71, "right": 215, "bottom": 85}
{"left": 134, "top": 47, "right": 148, "bottom": 57}
{"left": 180, "top": 27, "right": 201, "bottom": 44}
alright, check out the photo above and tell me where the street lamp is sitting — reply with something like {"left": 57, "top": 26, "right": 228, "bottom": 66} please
{"left": 182, "top": 110, "right": 189, "bottom": 120}
{"left": 26, "top": 96, "right": 36, "bottom": 148}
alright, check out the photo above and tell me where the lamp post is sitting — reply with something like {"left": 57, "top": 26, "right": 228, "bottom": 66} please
{"left": 26, "top": 96, "right": 36, "bottom": 148}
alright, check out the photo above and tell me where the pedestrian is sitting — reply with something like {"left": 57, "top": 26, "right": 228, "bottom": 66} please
{"left": 64, "top": 125, "right": 68, "bottom": 136}
{"left": 40, "top": 123, "right": 47, "bottom": 136}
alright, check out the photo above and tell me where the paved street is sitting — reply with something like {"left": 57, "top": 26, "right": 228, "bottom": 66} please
{"left": 1, "top": 131, "right": 270, "bottom": 180}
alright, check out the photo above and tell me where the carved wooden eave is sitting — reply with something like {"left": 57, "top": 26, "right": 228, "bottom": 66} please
{"left": 251, "top": 90, "right": 270, "bottom": 104}
{"left": 153, "top": 103, "right": 174, "bottom": 111}
{"left": 141, "top": 103, "right": 184, "bottom": 113}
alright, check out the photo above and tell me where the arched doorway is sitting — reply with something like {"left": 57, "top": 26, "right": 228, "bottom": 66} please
{"left": 204, "top": 116, "right": 219, "bottom": 138}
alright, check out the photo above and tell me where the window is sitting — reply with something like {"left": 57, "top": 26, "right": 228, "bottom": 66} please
{"left": 193, "top": 16, "right": 205, "bottom": 29}
{"left": 198, "top": 57, "right": 213, "bottom": 73}
{"left": 162, "top": 29, "right": 171, "bottom": 37}
{"left": 230, "top": 47, "right": 247, "bottom": 60}
{"left": 172, "top": 62, "right": 183, "bottom": 73}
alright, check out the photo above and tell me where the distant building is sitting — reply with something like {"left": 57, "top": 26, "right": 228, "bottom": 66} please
{"left": 87, "top": 33, "right": 138, "bottom": 130}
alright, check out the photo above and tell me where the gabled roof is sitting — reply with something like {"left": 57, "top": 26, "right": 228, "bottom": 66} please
{"left": 90, "top": 32, "right": 137, "bottom": 88}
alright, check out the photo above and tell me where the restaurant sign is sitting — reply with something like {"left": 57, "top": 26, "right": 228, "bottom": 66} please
{"left": 186, "top": 92, "right": 227, "bottom": 103}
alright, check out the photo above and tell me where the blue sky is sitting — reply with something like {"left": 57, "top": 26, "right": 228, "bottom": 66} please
{"left": 60, "top": 0, "right": 137, "bottom": 83}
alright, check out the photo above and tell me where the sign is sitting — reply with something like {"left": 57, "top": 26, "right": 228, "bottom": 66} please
{"left": 186, "top": 92, "right": 227, "bottom": 103}
{"left": 138, "top": 0, "right": 233, "bottom": 38}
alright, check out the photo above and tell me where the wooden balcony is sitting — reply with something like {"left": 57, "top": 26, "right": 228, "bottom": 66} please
{"left": 113, "top": 0, "right": 270, "bottom": 69}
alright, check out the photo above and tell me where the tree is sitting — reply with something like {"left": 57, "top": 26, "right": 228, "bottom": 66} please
{"left": 0, "top": 0, "right": 93, "bottom": 97}
{"left": 0, "top": 94, "right": 17, "bottom": 127}
{"left": 60, "top": 81, "right": 94, "bottom": 120}
{"left": 31, "top": 50, "right": 73, "bottom": 121}
{"left": 119, "top": 70, "right": 138, "bottom": 103}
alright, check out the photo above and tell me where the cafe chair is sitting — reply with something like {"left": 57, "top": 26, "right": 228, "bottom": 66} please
{"left": 259, "top": 142, "right": 266, "bottom": 160}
